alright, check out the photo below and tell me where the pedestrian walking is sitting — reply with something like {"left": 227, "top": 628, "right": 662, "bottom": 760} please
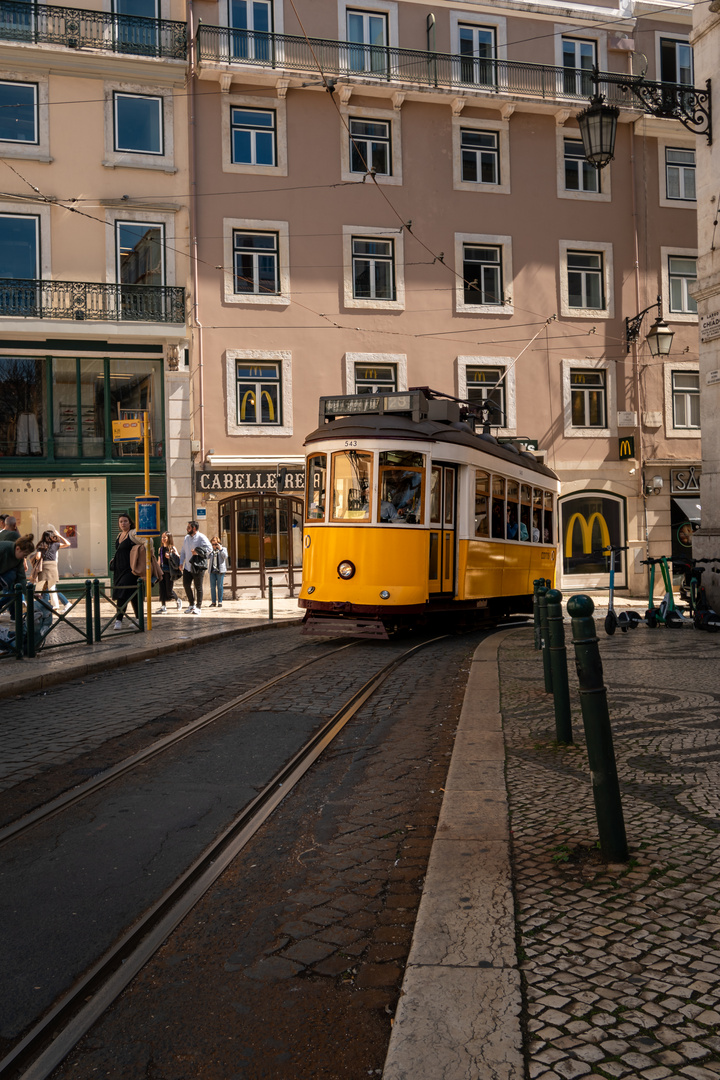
{"left": 111, "top": 514, "right": 145, "bottom": 630}
{"left": 31, "top": 528, "right": 72, "bottom": 613}
{"left": 0, "top": 534, "right": 35, "bottom": 614}
{"left": 179, "top": 520, "right": 212, "bottom": 614}
{"left": 0, "top": 515, "right": 20, "bottom": 543}
{"left": 208, "top": 536, "right": 229, "bottom": 608}
{"left": 157, "top": 531, "right": 182, "bottom": 614}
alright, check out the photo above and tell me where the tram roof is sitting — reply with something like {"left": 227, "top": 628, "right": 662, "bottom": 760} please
{"left": 304, "top": 414, "right": 559, "bottom": 482}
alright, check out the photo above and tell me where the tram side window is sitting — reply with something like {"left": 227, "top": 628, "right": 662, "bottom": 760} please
{"left": 430, "top": 466, "right": 442, "bottom": 523}
{"left": 378, "top": 450, "right": 424, "bottom": 523}
{"left": 544, "top": 491, "right": 554, "bottom": 543}
{"left": 306, "top": 454, "right": 327, "bottom": 521}
{"left": 331, "top": 450, "right": 372, "bottom": 521}
{"left": 507, "top": 480, "right": 522, "bottom": 540}
{"left": 520, "top": 485, "right": 532, "bottom": 541}
{"left": 532, "top": 488, "right": 543, "bottom": 542}
{"left": 492, "top": 475, "right": 505, "bottom": 538}
{"left": 475, "top": 470, "right": 490, "bottom": 537}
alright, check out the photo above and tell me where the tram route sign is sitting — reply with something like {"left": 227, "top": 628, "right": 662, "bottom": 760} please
{"left": 195, "top": 469, "right": 306, "bottom": 493}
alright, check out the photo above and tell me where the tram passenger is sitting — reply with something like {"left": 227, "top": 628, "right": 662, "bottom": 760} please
{"left": 532, "top": 514, "right": 541, "bottom": 543}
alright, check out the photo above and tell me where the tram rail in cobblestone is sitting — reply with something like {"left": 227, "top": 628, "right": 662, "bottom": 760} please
{"left": 0, "top": 633, "right": 449, "bottom": 1080}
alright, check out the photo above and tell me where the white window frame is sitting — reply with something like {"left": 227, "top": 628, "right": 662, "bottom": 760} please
{"left": 562, "top": 358, "right": 615, "bottom": 439}
{"left": 559, "top": 239, "right": 614, "bottom": 319}
{"left": 661, "top": 245, "right": 698, "bottom": 324}
{"left": 342, "top": 225, "right": 404, "bottom": 311}
{"left": 223, "top": 217, "right": 289, "bottom": 305}
{"left": 221, "top": 92, "right": 287, "bottom": 176}
{"left": 657, "top": 135, "right": 696, "bottom": 209}
{"left": 0, "top": 73, "right": 50, "bottom": 162}
{"left": 663, "top": 361, "right": 700, "bottom": 439}
{"left": 450, "top": 11, "right": 507, "bottom": 63}
{"left": 216, "top": 0, "right": 284, "bottom": 33}
{"left": 105, "top": 207, "right": 176, "bottom": 285}
{"left": 455, "top": 232, "right": 513, "bottom": 315}
{"left": 236, "top": 360, "right": 282, "bottom": 427}
{"left": 554, "top": 26, "right": 607, "bottom": 90}
{"left": 457, "top": 355, "right": 516, "bottom": 437}
{"left": 556, "top": 125, "right": 611, "bottom": 202}
{"left": 344, "top": 352, "right": 407, "bottom": 394}
{"left": 103, "top": 81, "right": 175, "bottom": 172}
{"left": 338, "top": 0, "right": 397, "bottom": 49}
{"left": 225, "top": 349, "right": 292, "bottom": 436}
{"left": 339, "top": 103, "right": 401, "bottom": 185}
{"left": 656, "top": 33, "right": 693, "bottom": 85}
{"left": 452, "top": 115, "right": 510, "bottom": 195}
{"left": 115, "top": 219, "right": 165, "bottom": 285}
{"left": 0, "top": 200, "right": 51, "bottom": 325}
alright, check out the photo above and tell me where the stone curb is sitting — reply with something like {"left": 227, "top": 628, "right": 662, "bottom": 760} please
{"left": 382, "top": 628, "right": 523, "bottom": 1080}
{"left": 0, "top": 617, "right": 304, "bottom": 701}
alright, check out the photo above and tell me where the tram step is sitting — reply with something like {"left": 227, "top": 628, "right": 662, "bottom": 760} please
{"left": 301, "top": 615, "right": 389, "bottom": 640}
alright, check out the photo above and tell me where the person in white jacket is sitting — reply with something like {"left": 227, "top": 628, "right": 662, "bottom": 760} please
{"left": 208, "top": 536, "right": 229, "bottom": 608}
{"left": 179, "top": 520, "right": 212, "bottom": 614}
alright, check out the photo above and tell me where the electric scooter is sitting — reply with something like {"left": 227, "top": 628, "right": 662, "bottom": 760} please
{"left": 641, "top": 556, "right": 685, "bottom": 628}
{"left": 672, "top": 557, "right": 720, "bottom": 631}
{"left": 602, "top": 544, "right": 640, "bottom": 635}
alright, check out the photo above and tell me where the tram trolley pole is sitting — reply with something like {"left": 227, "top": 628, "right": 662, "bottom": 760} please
{"left": 567, "top": 594, "right": 629, "bottom": 862}
{"left": 545, "top": 588, "right": 573, "bottom": 744}
{"left": 536, "top": 583, "right": 553, "bottom": 693}
{"left": 268, "top": 576, "right": 274, "bottom": 621}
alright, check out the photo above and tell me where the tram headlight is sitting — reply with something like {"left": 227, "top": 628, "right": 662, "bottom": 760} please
{"left": 337, "top": 560, "right": 356, "bottom": 579}
{"left": 380, "top": 590, "right": 390, "bottom": 600}
{"left": 307, "top": 586, "right": 315, "bottom": 594}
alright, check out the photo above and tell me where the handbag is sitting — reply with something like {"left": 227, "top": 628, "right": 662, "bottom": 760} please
{"left": 109, "top": 556, "right": 116, "bottom": 573}
{"left": 29, "top": 554, "right": 43, "bottom": 584}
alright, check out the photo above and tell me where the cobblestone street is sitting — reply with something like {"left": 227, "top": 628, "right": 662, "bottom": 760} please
{"left": 501, "top": 626, "right": 720, "bottom": 1080}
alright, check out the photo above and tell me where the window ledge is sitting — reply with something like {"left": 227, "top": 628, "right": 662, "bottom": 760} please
{"left": 223, "top": 293, "right": 290, "bottom": 306}
{"left": 344, "top": 297, "right": 405, "bottom": 311}
{"left": 457, "top": 302, "right": 514, "bottom": 316}
{"left": 566, "top": 426, "right": 611, "bottom": 438}
{"left": 103, "top": 159, "right": 177, "bottom": 173}
{"left": 0, "top": 149, "right": 53, "bottom": 163}
{"left": 229, "top": 424, "right": 293, "bottom": 436}
{"left": 558, "top": 189, "right": 611, "bottom": 203}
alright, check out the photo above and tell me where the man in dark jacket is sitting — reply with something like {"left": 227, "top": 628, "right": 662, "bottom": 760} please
{"left": 0, "top": 515, "right": 21, "bottom": 543}
{"left": 0, "top": 534, "right": 34, "bottom": 614}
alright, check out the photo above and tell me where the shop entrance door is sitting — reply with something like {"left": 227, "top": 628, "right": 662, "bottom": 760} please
{"left": 428, "top": 464, "right": 457, "bottom": 595}
{"left": 219, "top": 492, "right": 303, "bottom": 598}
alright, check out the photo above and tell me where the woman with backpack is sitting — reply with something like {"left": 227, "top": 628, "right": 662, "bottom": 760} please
{"left": 157, "top": 531, "right": 182, "bottom": 614}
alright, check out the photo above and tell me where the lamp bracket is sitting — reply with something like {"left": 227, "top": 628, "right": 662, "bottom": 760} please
{"left": 626, "top": 295, "right": 661, "bottom": 352}
{"left": 599, "top": 72, "right": 712, "bottom": 144}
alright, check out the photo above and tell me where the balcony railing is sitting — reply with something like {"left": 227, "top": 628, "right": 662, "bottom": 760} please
{"left": 0, "top": 0, "right": 186, "bottom": 58}
{"left": 0, "top": 280, "right": 186, "bottom": 323}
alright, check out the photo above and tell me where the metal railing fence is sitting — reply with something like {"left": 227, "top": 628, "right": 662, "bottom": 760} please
{"left": 0, "top": 0, "right": 186, "bottom": 57}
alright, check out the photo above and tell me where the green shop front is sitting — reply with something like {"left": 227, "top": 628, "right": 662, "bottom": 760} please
{"left": 0, "top": 340, "right": 168, "bottom": 578}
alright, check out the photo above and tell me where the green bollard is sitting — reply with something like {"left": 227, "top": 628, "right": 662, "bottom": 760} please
{"left": 26, "top": 582, "right": 35, "bottom": 658}
{"left": 536, "top": 584, "right": 553, "bottom": 693}
{"left": 93, "top": 578, "right": 102, "bottom": 642}
{"left": 85, "top": 579, "right": 93, "bottom": 645}
{"left": 545, "top": 589, "right": 573, "bottom": 744}
{"left": 567, "top": 594, "right": 629, "bottom": 862}
{"left": 268, "top": 576, "right": 274, "bottom": 620}
{"left": 533, "top": 579, "right": 542, "bottom": 650}
{"left": 13, "top": 583, "right": 24, "bottom": 659}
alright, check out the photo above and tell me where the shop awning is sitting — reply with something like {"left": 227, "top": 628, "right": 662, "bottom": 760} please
{"left": 673, "top": 496, "right": 701, "bottom": 522}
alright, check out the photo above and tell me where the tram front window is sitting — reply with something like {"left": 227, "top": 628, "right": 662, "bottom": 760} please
{"left": 306, "top": 454, "right": 327, "bottom": 521}
{"left": 378, "top": 451, "right": 424, "bottom": 523}
{"left": 331, "top": 450, "right": 372, "bottom": 520}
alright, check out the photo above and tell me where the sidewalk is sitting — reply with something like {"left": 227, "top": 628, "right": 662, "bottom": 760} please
{"left": 385, "top": 612, "right": 720, "bottom": 1080}
{"left": 0, "top": 595, "right": 302, "bottom": 701}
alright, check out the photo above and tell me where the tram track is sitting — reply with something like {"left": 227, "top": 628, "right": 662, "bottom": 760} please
{"left": 0, "top": 633, "right": 450, "bottom": 1080}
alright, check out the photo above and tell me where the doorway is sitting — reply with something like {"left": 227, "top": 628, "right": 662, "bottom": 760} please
{"left": 219, "top": 492, "right": 303, "bottom": 597}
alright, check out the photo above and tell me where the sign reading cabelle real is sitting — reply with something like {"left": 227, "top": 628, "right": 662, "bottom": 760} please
{"left": 195, "top": 470, "right": 306, "bottom": 493}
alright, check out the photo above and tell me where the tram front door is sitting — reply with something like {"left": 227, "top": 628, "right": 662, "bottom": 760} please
{"left": 428, "top": 464, "right": 456, "bottom": 595}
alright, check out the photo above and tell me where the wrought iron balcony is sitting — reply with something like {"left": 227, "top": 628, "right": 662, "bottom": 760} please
{"left": 0, "top": 280, "right": 186, "bottom": 323}
{"left": 0, "top": 0, "right": 186, "bottom": 58}
{"left": 197, "top": 26, "right": 706, "bottom": 120}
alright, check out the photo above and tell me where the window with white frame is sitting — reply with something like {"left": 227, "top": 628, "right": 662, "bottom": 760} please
{"left": 463, "top": 244, "right": 502, "bottom": 306}
{"left": 660, "top": 38, "right": 693, "bottom": 84}
{"left": 354, "top": 362, "right": 396, "bottom": 393}
{"left": 104, "top": 83, "right": 174, "bottom": 171}
{"left": 116, "top": 221, "right": 164, "bottom": 286}
{"left": 672, "top": 370, "right": 700, "bottom": 429}
{"left": 564, "top": 138, "right": 599, "bottom": 193}
{"left": 570, "top": 368, "right": 606, "bottom": 427}
{"left": 231, "top": 107, "right": 276, "bottom": 166}
{"left": 349, "top": 117, "right": 391, "bottom": 175}
{"left": 114, "top": 92, "right": 163, "bottom": 154}
{"left": 665, "top": 147, "right": 696, "bottom": 201}
{"left": 236, "top": 361, "right": 282, "bottom": 425}
{"left": 458, "top": 24, "right": 496, "bottom": 87}
{"left": 466, "top": 366, "right": 506, "bottom": 427}
{"left": 668, "top": 255, "right": 697, "bottom": 314}
{"left": 0, "top": 81, "right": 37, "bottom": 144}
{"left": 352, "top": 236, "right": 395, "bottom": 301}
{"left": 567, "top": 250, "right": 605, "bottom": 309}
{"left": 233, "top": 229, "right": 279, "bottom": 296}
{"left": 562, "top": 37, "right": 595, "bottom": 96}
{"left": 461, "top": 129, "right": 499, "bottom": 186}
{"left": 0, "top": 212, "right": 40, "bottom": 316}
{"left": 347, "top": 9, "right": 388, "bottom": 74}
{"left": 457, "top": 355, "right": 515, "bottom": 434}
{"left": 229, "top": 0, "right": 273, "bottom": 61}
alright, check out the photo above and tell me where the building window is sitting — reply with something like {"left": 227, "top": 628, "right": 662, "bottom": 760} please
{"left": 571, "top": 369, "right": 606, "bottom": 427}
{"left": 665, "top": 147, "right": 696, "bottom": 201}
{"left": 562, "top": 37, "right": 595, "bottom": 96}
{"left": 560, "top": 493, "right": 625, "bottom": 585}
{"left": 668, "top": 255, "right": 697, "bottom": 314}
{"left": 0, "top": 81, "right": 37, "bottom": 144}
{"left": 114, "top": 92, "right": 163, "bottom": 154}
{"left": 466, "top": 366, "right": 505, "bottom": 427}
{"left": 567, "top": 250, "right": 605, "bottom": 309}
{"left": 458, "top": 24, "right": 496, "bottom": 86}
{"left": 0, "top": 213, "right": 39, "bottom": 316}
{"left": 230, "top": 0, "right": 273, "bottom": 61}
{"left": 349, "top": 117, "right": 391, "bottom": 175}
{"left": 660, "top": 38, "right": 693, "bottom": 84}
{"left": 236, "top": 362, "right": 281, "bottom": 425}
{"left": 461, "top": 129, "right": 499, "bottom": 185}
{"left": 231, "top": 107, "right": 276, "bottom": 166}
{"left": 233, "top": 230, "right": 279, "bottom": 296}
{"left": 463, "top": 245, "right": 502, "bottom": 306}
{"left": 347, "top": 9, "right": 388, "bottom": 74}
{"left": 354, "top": 362, "right": 396, "bottom": 393}
{"left": 672, "top": 371, "right": 700, "bottom": 429}
{"left": 352, "top": 237, "right": 395, "bottom": 300}
{"left": 116, "top": 221, "right": 164, "bottom": 286}
{"left": 564, "top": 138, "right": 599, "bottom": 193}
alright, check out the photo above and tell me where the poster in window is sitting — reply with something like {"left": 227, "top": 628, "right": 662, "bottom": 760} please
{"left": 61, "top": 524, "right": 78, "bottom": 549}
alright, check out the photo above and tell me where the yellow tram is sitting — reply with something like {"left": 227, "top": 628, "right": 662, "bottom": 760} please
{"left": 299, "top": 389, "right": 559, "bottom": 636}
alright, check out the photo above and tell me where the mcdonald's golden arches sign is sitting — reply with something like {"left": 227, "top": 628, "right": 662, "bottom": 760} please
{"left": 618, "top": 436, "right": 635, "bottom": 460}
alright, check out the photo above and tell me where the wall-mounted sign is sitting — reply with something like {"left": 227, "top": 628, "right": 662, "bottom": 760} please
{"left": 670, "top": 466, "right": 701, "bottom": 494}
{"left": 112, "top": 419, "right": 144, "bottom": 442}
{"left": 195, "top": 470, "right": 306, "bottom": 493}
{"left": 707, "top": 370, "right": 720, "bottom": 386}
{"left": 617, "top": 411, "right": 637, "bottom": 427}
{"left": 701, "top": 311, "right": 720, "bottom": 343}
{"left": 135, "top": 495, "right": 161, "bottom": 537}
{"left": 618, "top": 437, "right": 635, "bottom": 459}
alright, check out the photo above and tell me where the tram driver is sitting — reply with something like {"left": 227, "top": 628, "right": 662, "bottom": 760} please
{"left": 380, "top": 470, "right": 422, "bottom": 523}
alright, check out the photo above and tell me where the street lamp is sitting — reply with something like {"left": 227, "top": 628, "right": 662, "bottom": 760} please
{"left": 577, "top": 94, "right": 619, "bottom": 169}
{"left": 626, "top": 296, "right": 674, "bottom": 356}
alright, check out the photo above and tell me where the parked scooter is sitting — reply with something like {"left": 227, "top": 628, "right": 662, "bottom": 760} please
{"left": 672, "top": 557, "right": 720, "bottom": 631}
{"left": 602, "top": 545, "right": 640, "bottom": 635}
{"left": 640, "top": 556, "right": 685, "bottom": 628}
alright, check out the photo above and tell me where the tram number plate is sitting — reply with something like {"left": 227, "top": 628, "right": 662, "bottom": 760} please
{"left": 541, "top": 550, "right": 557, "bottom": 562}
{"left": 345, "top": 440, "right": 358, "bottom": 447}
{"left": 476, "top": 599, "right": 488, "bottom": 608}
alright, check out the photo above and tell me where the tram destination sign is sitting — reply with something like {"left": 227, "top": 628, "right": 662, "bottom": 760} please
{"left": 196, "top": 469, "right": 305, "bottom": 493}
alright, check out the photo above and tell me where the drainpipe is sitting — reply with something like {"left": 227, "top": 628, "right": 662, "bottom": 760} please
{"left": 188, "top": 0, "right": 205, "bottom": 463}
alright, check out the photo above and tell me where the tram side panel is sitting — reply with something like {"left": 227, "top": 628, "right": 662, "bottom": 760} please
{"left": 302, "top": 527, "right": 430, "bottom": 609}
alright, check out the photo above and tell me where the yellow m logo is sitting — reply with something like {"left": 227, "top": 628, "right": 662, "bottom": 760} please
{"left": 565, "top": 512, "right": 610, "bottom": 555}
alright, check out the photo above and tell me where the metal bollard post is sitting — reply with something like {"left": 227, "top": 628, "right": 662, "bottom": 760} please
{"left": 533, "top": 579, "right": 542, "bottom": 650}
{"left": 137, "top": 579, "right": 145, "bottom": 632}
{"left": 13, "top": 583, "right": 24, "bottom": 659}
{"left": 85, "top": 580, "right": 93, "bottom": 645}
{"left": 26, "top": 582, "right": 35, "bottom": 658}
{"left": 268, "top": 576, "right": 274, "bottom": 620}
{"left": 545, "top": 589, "right": 573, "bottom": 744}
{"left": 93, "top": 578, "right": 102, "bottom": 642}
{"left": 567, "top": 594, "right": 629, "bottom": 862}
{"left": 536, "top": 584, "right": 553, "bottom": 693}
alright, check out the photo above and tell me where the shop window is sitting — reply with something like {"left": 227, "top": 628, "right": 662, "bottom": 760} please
{"left": 114, "top": 92, "right": 163, "bottom": 154}
{"left": 560, "top": 493, "right": 624, "bottom": 582}
{"left": 0, "top": 355, "right": 46, "bottom": 456}
{"left": 108, "top": 358, "right": 163, "bottom": 458}
{"left": 52, "top": 358, "right": 105, "bottom": 459}
{"left": 236, "top": 362, "right": 281, "bottom": 425}
{"left": 0, "top": 80, "right": 37, "bottom": 144}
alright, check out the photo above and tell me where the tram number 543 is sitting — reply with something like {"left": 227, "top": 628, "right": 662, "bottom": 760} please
{"left": 345, "top": 440, "right": 358, "bottom": 447}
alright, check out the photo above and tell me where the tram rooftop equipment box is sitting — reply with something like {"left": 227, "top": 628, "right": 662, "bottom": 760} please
{"left": 319, "top": 390, "right": 461, "bottom": 426}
